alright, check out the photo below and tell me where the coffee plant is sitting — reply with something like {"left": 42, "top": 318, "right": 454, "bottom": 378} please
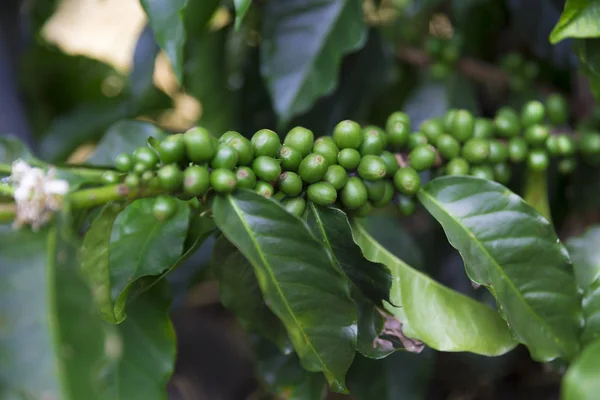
{"left": 4, "top": 0, "right": 600, "bottom": 399}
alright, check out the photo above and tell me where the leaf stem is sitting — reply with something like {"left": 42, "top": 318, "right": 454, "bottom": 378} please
{"left": 67, "top": 184, "right": 163, "bottom": 209}
{"left": 523, "top": 168, "right": 551, "bottom": 222}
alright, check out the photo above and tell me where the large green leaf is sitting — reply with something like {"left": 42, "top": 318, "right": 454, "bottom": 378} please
{"left": 562, "top": 339, "right": 600, "bottom": 400}
{"left": 575, "top": 38, "right": 600, "bottom": 101}
{"left": 306, "top": 204, "right": 397, "bottom": 358}
{"left": 418, "top": 176, "right": 581, "bottom": 361}
{"left": 352, "top": 222, "right": 517, "bottom": 356}
{"left": 87, "top": 120, "right": 167, "bottom": 166}
{"left": 100, "top": 282, "right": 176, "bottom": 400}
{"left": 211, "top": 235, "right": 290, "bottom": 351}
{"left": 140, "top": 0, "right": 188, "bottom": 84}
{"left": 81, "top": 198, "right": 189, "bottom": 323}
{"left": 550, "top": 0, "right": 600, "bottom": 44}
{"left": 260, "top": 0, "right": 367, "bottom": 124}
{"left": 212, "top": 189, "right": 357, "bottom": 392}
{"left": 567, "top": 227, "right": 600, "bottom": 345}
{"left": 0, "top": 221, "right": 106, "bottom": 399}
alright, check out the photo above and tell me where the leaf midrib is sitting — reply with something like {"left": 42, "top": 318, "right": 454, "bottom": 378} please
{"left": 226, "top": 196, "right": 334, "bottom": 380}
{"left": 419, "top": 188, "right": 570, "bottom": 357}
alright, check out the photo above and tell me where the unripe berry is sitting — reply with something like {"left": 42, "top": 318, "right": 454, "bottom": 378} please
{"left": 386, "top": 112, "right": 411, "bottom": 132}
{"left": 556, "top": 134, "right": 576, "bottom": 156}
{"left": 360, "top": 126, "right": 387, "bottom": 155}
{"left": 371, "top": 181, "right": 395, "bottom": 208}
{"left": 153, "top": 196, "right": 178, "bottom": 221}
{"left": 115, "top": 153, "right": 133, "bottom": 172}
{"left": 450, "top": 110, "right": 475, "bottom": 142}
{"left": 124, "top": 174, "right": 140, "bottom": 188}
{"left": 254, "top": 181, "right": 274, "bottom": 198}
{"left": 408, "top": 133, "right": 428, "bottom": 150}
{"left": 462, "top": 138, "right": 490, "bottom": 164}
{"left": 470, "top": 165, "right": 495, "bottom": 180}
{"left": 228, "top": 136, "right": 254, "bottom": 166}
{"left": 278, "top": 146, "right": 303, "bottom": 171}
{"left": 298, "top": 153, "right": 329, "bottom": 183}
{"left": 508, "top": 137, "right": 528, "bottom": 163}
{"left": 358, "top": 155, "right": 387, "bottom": 181}
{"left": 157, "top": 164, "right": 183, "bottom": 192}
{"left": 284, "top": 127, "right": 314, "bottom": 156}
{"left": 236, "top": 167, "right": 257, "bottom": 189}
{"left": 420, "top": 119, "right": 444, "bottom": 143}
{"left": 101, "top": 171, "right": 119, "bottom": 185}
{"left": 473, "top": 118, "right": 495, "bottom": 139}
{"left": 133, "top": 147, "right": 159, "bottom": 168}
{"left": 313, "top": 137, "right": 339, "bottom": 166}
{"left": 488, "top": 140, "right": 508, "bottom": 163}
{"left": 494, "top": 108, "right": 521, "bottom": 138}
{"left": 387, "top": 121, "right": 410, "bottom": 149}
{"left": 252, "top": 156, "right": 282, "bottom": 183}
{"left": 333, "top": 120, "right": 362, "bottom": 149}
{"left": 337, "top": 148, "right": 361, "bottom": 170}
{"left": 408, "top": 144, "right": 437, "bottom": 171}
{"left": 379, "top": 151, "right": 399, "bottom": 177}
{"left": 211, "top": 144, "right": 239, "bottom": 169}
{"left": 220, "top": 130, "right": 243, "bottom": 143}
{"left": 493, "top": 163, "right": 511, "bottom": 184}
{"left": 521, "top": 100, "right": 545, "bottom": 128}
{"left": 394, "top": 167, "right": 421, "bottom": 196}
{"left": 252, "top": 129, "right": 281, "bottom": 158}
{"left": 323, "top": 165, "right": 348, "bottom": 191}
{"left": 445, "top": 157, "right": 470, "bottom": 176}
{"left": 183, "top": 165, "right": 210, "bottom": 196}
{"left": 278, "top": 172, "right": 303, "bottom": 197}
{"left": 524, "top": 124, "right": 550, "bottom": 147}
{"left": 184, "top": 127, "right": 216, "bottom": 163}
{"left": 527, "top": 149, "right": 549, "bottom": 171}
{"left": 436, "top": 134, "right": 460, "bottom": 160}
{"left": 397, "top": 195, "right": 416, "bottom": 216}
{"left": 210, "top": 169, "right": 237, "bottom": 194}
{"left": 307, "top": 182, "right": 337, "bottom": 206}
{"left": 340, "top": 177, "right": 368, "bottom": 210}
{"left": 282, "top": 197, "right": 307, "bottom": 217}
{"left": 158, "top": 134, "right": 185, "bottom": 164}
{"left": 546, "top": 94, "right": 569, "bottom": 126}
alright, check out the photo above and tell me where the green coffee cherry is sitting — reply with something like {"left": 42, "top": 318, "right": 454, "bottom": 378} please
{"left": 313, "top": 137, "right": 339, "bottom": 166}
{"left": 298, "top": 153, "right": 329, "bottom": 183}
{"left": 115, "top": 153, "right": 133, "bottom": 172}
{"left": 236, "top": 167, "right": 257, "bottom": 189}
{"left": 252, "top": 129, "right": 281, "bottom": 158}
{"left": 307, "top": 182, "right": 337, "bottom": 206}
{"left": 450, "top": 109, "right": 475, "bottom": 142}
{"left": 546, "top": 94, "right": 568, "bottom": 126}
{"left": 527, "top": 149, "right": 549, "bottom": 171}
{"left": 158, "top": 134, "right": 185, "bottom": 164}
{"left": 184, "top": 127, "right": 216, "bottom": 163}
{"left": 397, "top": 195, "right": 416, "bottom": 216}
{"left": 408, "top": 144, "right": 436, "bottom": 171}
{"left": 580, "top": 132, "right": 600, "bottom": 163}
{"left": 521, "top": 100, "right": 545, "bottom": 128}
{"left": 183, "top": 165, "right": 210, "bottom": 196}
{"left": 278, "top": 172, "right": 303, "bottom": 197}
{"left": 153, "top": 196, "right": 178, "bottom": 221}
{"left": 436, "top": 134, "right": 460, "bottom": 160}
{"left": 210, "top": 169, "right": 237, "bottom": 194}
{"left": 494, "top": 109, "right": 521, "bottom": 138}
{"left": 284, "top": 127, "right": 314, "bottom": 156}
{"left": 445, "top": 157, "right": 470, "bottom": 176}
{"left": 228, "top": 137, "right": 254, "bottom": 166}
{"left": 252, "top": 156, "right": 282, "bottom": 183}
{"left": 272, "top": 191, "right": 286, "bottom": 202}
{"left": 546, "top": 136, "right": 559, "bottom": 155}
{"left": 360, "top": 126, "right": 386, "bottom": 155}
{"left": 443, "top": 109, "right": 458, "bottom": 132}
{"left": 358, "top": 155, "right": 387, "bottom": 180}
{"left": 333, "top": 120, "right": 362, "bottom": 149}
{"left": 488, "top": 140, "right": 508, "bottom": 163}
{"left": 524, "top": 125, "right": 550, "bottom": 147}
{"left": 493, "top": 162, "right": 512, "bottom": 184}
{"left": 364, "top": 180, "right": 388, "bottom": 202}
{"left": 420, "top": 119, "right": 444, "bottom": 143}
{"left": 282, "top": 197, "right": 307, "bottom": 217}
{"left": 157, "top": 164, "right": 183, "bottom": 192}
{"left": 558, "top": 158, "right": 577, "bottom": 174}
{"left": 394, "top": 167, "right": 421, "bottom": 195}
{"left": 211, "top": 144, "right": 239, "bottom": 169}
{"left": 556, "top": 134, "right": 576, "bottom": 156}
{"left": 408, "top": 132, "right": 428, "bottom": 150}
{"left": 372, "top": 181, "right": 395, "bottom": 208}
{"left": 386, "top": 112, "right": 411, "bottom": 132}
{"left": 133, "top": 162, "right": 150, "bottom": 175}
{"left": 101, "top": 171, "right": 119, "bottom": 185}
{"left": 462, "top": 138, "right": 490, "bottom": 164}
{"left": 470, "top": 165, "right": 494, "bottom": 180}
{"left": 340, "top": 177, "right": 368, "bottom": 210}
{"left": 124, "top": 174, "right": 140, "bottom": 188}
{"left": 379, "top": 151, "right": 399, "bottom": 177}
{"left": 387, "top": 121, "right": 410, "bottom": 149}
{"left": 254, "top": 181, "right": 274, "bottom": 198}
{"left": 508, "top": 137, "right": 528, "bottom": 163}
{"left": 473, "top": 118, "right": 495, "bottom": 139}
{"left": 352, "top": 201, "right": 373, "bottom": 218}
{"left": 220, "top": 130, "right": 243, "bottom": 143}
{"left": 278, "top": 146, "right": 303, "bottom": 171}
{"left": 337, "top": 148, "right": 361, "bottom": 170}
{"left": 430, "top": 62, "right": 451, "bottom": 80}
{"left": 323, "top": 165, "right": 348, "bottom": 190}
{"left": 133, "top": 147, "right": 159, "bottom": 168}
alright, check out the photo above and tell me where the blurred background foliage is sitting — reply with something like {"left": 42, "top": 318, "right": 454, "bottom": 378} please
{"left": 1, "top": 0, "right": 597, "bottom": 398}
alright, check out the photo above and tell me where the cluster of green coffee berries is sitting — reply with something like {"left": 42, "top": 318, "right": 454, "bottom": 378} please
{"left": 499, "top": 52, "right": 540, "bottom": 93}
{"left": 424, "top": 35, "right": 462, "bottom": 80}
{"left": 101, "top": 92, "right": 600, "bottom": 221}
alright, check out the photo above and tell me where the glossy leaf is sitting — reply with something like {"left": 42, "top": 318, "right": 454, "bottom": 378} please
{"left": 575, "top": 38, "right": 600, "bottom": 101}
{"left": 352, "top": 222, "right": 517, "bottom": 356}
{"left": 81, "top": 198, "right": 189, "bottom": 323}
{"left": 550, "top": 0, "right": 600, "bottom": 44}
{"left": 418, "top": 176, "right": 581, "bottom": 361}
{"left": 140, "top": 0, "right": 188, "bottom": 84}
{"left": 211, "top": 235, "right": 289, "bottom": 351}
{"left": 0, "top": 222, "right": 106, "bottom": 399}
{"left": 100, "top": 282, "right": 176, "bottom": 400}
{"left": 87, "top": 120, "right": 167, "bottom": 166}
{"left": 234, "top": 0, "right": 252, "bottom": 30}
{"left": 254, "top": 336, "right": 327, "bottom": 400}
{"left": 562, "top": 339, "right": 600, "bottom": 400}
{"left": 261, "top": 0, "right": 367, "bottom": 124}
{"left": 567, "top": 227, "right": 600, "bottom": 345}
{"left": 307, "top": 204, "right": 392, "bottom": 306}
{"left": 306, "top": 204, "right": 396, "bottom": 358}
{"left": 212, "top": 189, "right": 357, "bottom": 392}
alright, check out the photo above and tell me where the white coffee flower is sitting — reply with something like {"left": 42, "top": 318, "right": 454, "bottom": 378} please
{"left": 10, "top": 159, "right": 70, "bottom": 230}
